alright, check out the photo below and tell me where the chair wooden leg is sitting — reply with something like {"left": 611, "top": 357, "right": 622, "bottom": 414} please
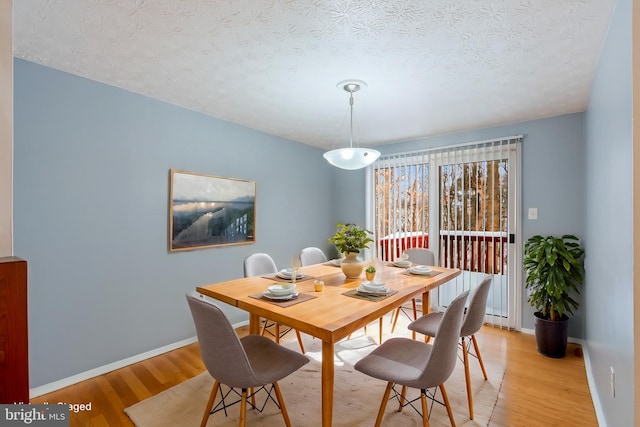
{"left": 411, "top": 299, "right": 418, "bottom": 340}
{"left": 462, "top": 338, "right": 473, "bottom": 419}
{"left": 273, "top": 382, "right": 292, "bottom": 427}
{"left": 398, "top": 385, "right": 407, "bottom": 412}
{"left": 375, "top": 382, "right": 393, "bottom": 427}
{"left": 420, "top": 389, "right": 429, "bottom": 427}
{"left": 200, "top": 380, "right": 220, "bottom": 427}
{"left": 260, "top": 319, "right": 268, "bottom": 336}
{"left": 391, "top": 308, "right": 401, "bottom": 333}
{"left": 250, "top": 387, "right": 256, "bottom": 408}
{"left": 439, "top": 384, "right": 456, "bottom": 427}
{"left": 471, "top": 334, "right": 488, "bottom": 380}
{"left": 295, "top": 330, "right": 305, "bottom": 353}
{"left": 239, "top": 388, "right": 247, "bottom": 427}
{"left": 391, "top": 301, "right": 418, "bottom": 336}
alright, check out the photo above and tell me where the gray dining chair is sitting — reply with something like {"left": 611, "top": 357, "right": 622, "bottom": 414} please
{"left": 390, "top": 248, "right": 436, "bottom": 337}
{"left": 408, "top": 276, "right": 493, "bottom": 420}
{"left": 186, "top": 295, "right": 309, "bottom": 427}
{"left": 244, "top": 253, "right": 305, "bottom": 353}
{"left": 354, "top": 290, "right": 469, "bottom": 427}
{"left": 299, "top": 247, "right": 328, "bottom": 266}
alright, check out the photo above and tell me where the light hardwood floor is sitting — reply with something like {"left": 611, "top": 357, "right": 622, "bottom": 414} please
{"left": 30, "top": 324, "right": 598, "bottom": 426}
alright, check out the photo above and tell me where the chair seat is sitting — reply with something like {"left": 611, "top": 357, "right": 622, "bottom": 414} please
{"left": 241, "top": 335, "right": 309, "bottom": 385}
{"left": 244, "top": 253, "right": 306, "bottom": 353}
{"left": 354, "top": 291, "right": 469, "bottom": 427}
{"left": 406, "top": 276, "right": 494, "bottom": 421}
{"left": 187, "top": 294, "right": 310, "bottom": 427}
{"left": 354, "top": 337, "right": 433, "bottom": 386}
{"left": 407, "top": 311, "right": 444, "bottom": 337}
{"left": 300, "top": 247, "right": 328, "bottom": 266}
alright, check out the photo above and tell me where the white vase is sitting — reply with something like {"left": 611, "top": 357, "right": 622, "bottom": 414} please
{"left": 341, "top": 252, "right": 363, "bottom": 278}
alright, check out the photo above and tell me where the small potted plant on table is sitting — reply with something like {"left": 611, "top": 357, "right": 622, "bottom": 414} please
{"left": 365, "top": 265, "right": 376, "bottom": 281}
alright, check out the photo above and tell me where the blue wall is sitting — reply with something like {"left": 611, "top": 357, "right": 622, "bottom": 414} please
{"left": 13, "top": 59, "right": 336, "bottom": 388}
{"left": 583, "top": 0, "right": 633, "bottom": 425}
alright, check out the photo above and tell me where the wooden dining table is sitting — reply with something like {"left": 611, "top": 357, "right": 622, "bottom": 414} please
{"left": 196, "top": 259, "right": 460, "bottom": 427}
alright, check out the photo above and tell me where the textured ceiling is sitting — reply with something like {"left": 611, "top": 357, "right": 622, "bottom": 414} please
{"left": 13, "top": 0, "right": 616, "bottom": 150}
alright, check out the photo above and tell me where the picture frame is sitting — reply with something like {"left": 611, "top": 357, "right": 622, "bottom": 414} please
{"left": 169, "top": 169, "right": 256, "bottom": 251}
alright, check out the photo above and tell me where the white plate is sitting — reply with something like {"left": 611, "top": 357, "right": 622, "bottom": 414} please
{"left": 330, "top": 258, "right": 343, "bottom": 266}
{"left": 262, "top": 290, "right": 299, "bottom": 300}
{"left": 408, "top": 266, "right": 432, "bottom": 275}
{"left": 277, "top": 269, "right": 304, "bottom": 279}
{"left": 357, "top": 285, "right": 390, "bottom": 295}
{"left": 361, "top": 281, "right": 387, "bottom": 291}
{"left": 268, "top": 284, "right": 296, "bottom": 296}
{"left": 393, "top": 260, "right": 412, "bottom": 268}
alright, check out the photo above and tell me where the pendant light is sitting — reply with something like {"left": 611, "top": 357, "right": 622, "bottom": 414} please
{"left": 323, "top": 81, "right": 380, "bottom": 170}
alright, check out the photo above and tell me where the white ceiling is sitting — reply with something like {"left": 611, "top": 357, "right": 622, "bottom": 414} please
{"left": 13, "top": 0, "right": 616, "bottom": 150}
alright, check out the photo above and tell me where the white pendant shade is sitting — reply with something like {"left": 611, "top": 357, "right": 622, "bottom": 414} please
{"left": 324, "top": 80, "right": 380, "bottom": 170}
{"left": 323, "top": 147, "right": 380, "bottom": 170}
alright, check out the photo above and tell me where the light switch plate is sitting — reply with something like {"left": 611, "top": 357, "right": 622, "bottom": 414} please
{"left": 528, "top": 208, "right": 538, "bottom": 220}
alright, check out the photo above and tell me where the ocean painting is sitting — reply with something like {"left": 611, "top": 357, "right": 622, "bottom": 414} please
{"left": 169, "top": 170, "right": 256, "bottom": 251}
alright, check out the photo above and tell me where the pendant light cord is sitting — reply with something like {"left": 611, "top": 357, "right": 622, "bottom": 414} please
{"left": 349, "top": 90, "right": 354, "bottom": 149}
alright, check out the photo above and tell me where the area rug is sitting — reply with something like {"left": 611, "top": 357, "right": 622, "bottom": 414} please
{"left": 126, "top": 320, "right": 504, "bottom": 426}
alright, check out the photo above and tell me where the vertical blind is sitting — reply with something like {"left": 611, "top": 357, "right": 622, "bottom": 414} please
{"left": 372, "top": 135, "right": 522, "bottom": 329}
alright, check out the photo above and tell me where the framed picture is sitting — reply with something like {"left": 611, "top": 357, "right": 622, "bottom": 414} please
{"left": 169, "top": 169, "right": 256, "bottom": 251}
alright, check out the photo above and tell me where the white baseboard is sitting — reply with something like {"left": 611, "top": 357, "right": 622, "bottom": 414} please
{"left": 29, "top": 318, "right": 249, "bottom": 398}
{"left": 29, "top": 336, "right": 196, "bottom": 398}
{"left": 520, "top": 327, "right": 534, "bottom": 335}
{"left": 579, "top": 341, "right": 607, "bottom": 427}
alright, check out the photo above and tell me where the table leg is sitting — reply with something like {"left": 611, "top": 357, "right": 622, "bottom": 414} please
{"left": 321, "top": 340, "right": 334, "bottom": 427}
{"left": 422, "top": 291, "right": 431, "bottom": 316}
{"left": 249, "top": 313, "right": 261, "bottom": 335}
{"left": 422, "top": 291, "right": 432, "bottom": 343}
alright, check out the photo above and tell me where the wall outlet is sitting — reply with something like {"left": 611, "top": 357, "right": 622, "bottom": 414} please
{"left": 610, "top": 367, "right": 615, "bottom": 398}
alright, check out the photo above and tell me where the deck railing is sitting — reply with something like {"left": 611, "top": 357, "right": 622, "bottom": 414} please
{"left": 377, "top": 230, "right": 508, "bottom": 275}
{"left": 439, "top": 231, "right": 508, "bottom": 274}
{"left": 378, "top": 232, "right": 429, "bottom": 261}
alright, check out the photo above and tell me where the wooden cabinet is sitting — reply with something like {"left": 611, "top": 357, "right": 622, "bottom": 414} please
{"left": 0, "top": 257, "right": 28, "bottom": 403}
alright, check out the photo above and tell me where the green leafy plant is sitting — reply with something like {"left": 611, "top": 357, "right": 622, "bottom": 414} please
{"left": 329, "top": 223, "right": 373, "bottom": 254}
{"left": 365, "top": 265, "right": 376, "bottom": 273}
{"left": 523, "top": 235, "right": 585, "bottom": 321}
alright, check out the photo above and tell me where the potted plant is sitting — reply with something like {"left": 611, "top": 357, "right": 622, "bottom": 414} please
{"left": 365, "top": 265, "right": 376, "bottom": 281}
{"left": 329, "top": 223, "right": 373, "bottom": 278}
{"left": 523, "top": 234, "right": 585, "bottom": 358}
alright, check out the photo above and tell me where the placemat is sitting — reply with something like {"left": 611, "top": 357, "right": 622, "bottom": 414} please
{"left": 261, "top": 274, "right": 315, "bottom": 283}
{"left": 249, "top": 292, "right": 316, "bottom": 307}
{"left": 342, "top": 288, "right": 398, "bottom": 302}
{"left": 400, "top": 270, "right": 442, "bottom": 278}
